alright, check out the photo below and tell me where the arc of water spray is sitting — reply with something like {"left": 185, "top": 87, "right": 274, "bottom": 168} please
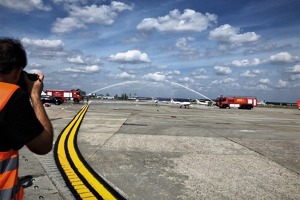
{"left": 88, "top": 80, "right": 213, "bottom": 102}
{"left": 169, "top": 81, "right": 214, "bottom": 102}
{"left": 88, "top": 81, "right": 139, "bottom": 95}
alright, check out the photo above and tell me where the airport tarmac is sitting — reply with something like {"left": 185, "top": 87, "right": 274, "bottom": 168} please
{"left": 19, "top": 100, "right": 300, "bottom": 200}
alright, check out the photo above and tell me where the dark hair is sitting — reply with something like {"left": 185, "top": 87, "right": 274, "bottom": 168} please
{"left": 0, "top": 37, "right": 27, "bottom": 74}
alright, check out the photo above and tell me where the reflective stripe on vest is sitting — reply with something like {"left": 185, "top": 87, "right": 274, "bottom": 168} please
{"left": 0, "top": 150, "right": 24, "bottom": 200}
{"left": 0, "top": 82, "right": 24, "bottom": 200}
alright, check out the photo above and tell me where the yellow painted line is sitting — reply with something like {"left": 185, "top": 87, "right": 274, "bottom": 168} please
{"left": 55, "top": 104, "right": 124, "bottom": 199}
{"left": 56, "top": 105, "right": 95, "bottom": 198}
{"left": 66, "top": 106, "right": 117, "bottom": 200}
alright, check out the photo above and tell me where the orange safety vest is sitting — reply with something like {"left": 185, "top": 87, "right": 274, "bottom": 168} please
{"left": 0, "top": 82, "right": 24, "bottom": 200}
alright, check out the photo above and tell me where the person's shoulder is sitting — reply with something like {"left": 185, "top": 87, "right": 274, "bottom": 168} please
{"left": 10, "top": 87, "right": 28, "bottom": 100}
{"left": 0, "top": 86, "right": 28, "bottom": 118}
{"left": 4, "top": 87, "right": 29, "bottom": 110}
{"left": 0, "top": 83, "right": 25, "bottom": 97}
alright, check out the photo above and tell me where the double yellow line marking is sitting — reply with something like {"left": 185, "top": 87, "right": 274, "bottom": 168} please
{"left": 54, "top": 104, "right": 125, "bottom": 200}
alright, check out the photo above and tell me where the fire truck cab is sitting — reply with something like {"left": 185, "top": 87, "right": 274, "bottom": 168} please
{"left": 215, "top": 95, "right": 257, "bottom": 109}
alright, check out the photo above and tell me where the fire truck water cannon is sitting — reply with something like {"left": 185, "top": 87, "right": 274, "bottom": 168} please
{"left": 215, "top": 95, "right": 257, "bottom": 109}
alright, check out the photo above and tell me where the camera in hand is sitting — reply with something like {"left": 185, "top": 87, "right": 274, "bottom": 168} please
{"left": 17, "top": 70, "right": 39, "bottom": 92}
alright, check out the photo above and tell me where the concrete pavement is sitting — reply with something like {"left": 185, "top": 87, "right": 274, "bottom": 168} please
{"left": 20, "top": 100, "right": 300, "bottom": 199}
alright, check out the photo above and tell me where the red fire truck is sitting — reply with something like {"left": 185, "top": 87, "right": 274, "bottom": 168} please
{"left": 297, "top": 100, "right": 300, "bottom": 110}
{"left": 45, "top": 89, "right": 84, "bottom": 102}
{"left": 215, "top": 95, "right": 257, "bottom": 109}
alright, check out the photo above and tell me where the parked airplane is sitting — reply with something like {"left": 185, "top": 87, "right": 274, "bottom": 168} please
{"left": 135, "top": 97, "right": 155, "bottom": 102}
{"left": 171, "top": 98, "right": 191, "bottom": 108}
{"left": 156, "top": 97, "right": 171, "bottom": 103}
{"left": 196, "top": 99, "right": 211, "bottom": 106}
{"left": 257, "top": 100, "right": 267, "bottom": 105}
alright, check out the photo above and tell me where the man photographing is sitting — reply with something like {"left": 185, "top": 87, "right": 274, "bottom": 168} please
{"left": 0, "top": 38, "right": 53, "bottom": 200}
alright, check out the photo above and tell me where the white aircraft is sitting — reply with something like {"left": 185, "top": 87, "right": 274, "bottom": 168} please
{"left": 171, "top": 98, "right": 191, "bottom": 108}
{"left": 196, "top": 99, "right": 211, "bottom": 106}
{"left": 257, "top": 100, "right": 267, "bottom": 105}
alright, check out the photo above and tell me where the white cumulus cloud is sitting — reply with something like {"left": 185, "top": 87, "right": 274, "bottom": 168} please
{"left": 209, "top": 24, "right": 260, "bottom": 46}
{"left": 21, "top": 38, "right": 66, "bottom": 59}
{"left": 52, "top": 1, "right": 134, "bottom": 33}
{"left": 62, "top": 65, "right": 100, "bottom": 73}
{"left": 214, "top": 66, "right": 232, "bottom": 75}
{"left": 240, "top": 69, "right": 266, "bottom": 78}
{"left": 178, "top": 77, "right": 194, "bottom": 83}
{"left": 259, "top": 78, "right": 271, "bottom": 84}
{"left": 109, "top": 50, "right": 150, "bottom": 63}
{"left": 269, "top": 52, "right": 298, "bottom": 64}
{"left": 0, "top": 0, "right": 51, "bottom": 12}
{"left": 137, "top": 9, "right": 217, "bottom": 33}
{"left": 52, "top": 17, "right": 86, "bottom": 33}
{"left": 114, "top": 72, "right": 136, "bottom": 79}
{"left": 231, "top": 58, "right": 261, "bottom": 67}
{"left": 21, "top": 38, "right": 64, "bottom": 50}
{"left": 240, "top": 70, "right": 257, "bottom": 77}
{"left": 288, "top": 64, "right": 300, "bottom": 72}
{"left": 67, "top": 56, "right": 85, "bottom": 64}
{"left": 287, "top": 64, "right": 300, "bottom": 81}
{"left": 211, "top": 78, "right": 239, "bottom": 88}
{"left": 143, "top": 72, "right": 167, "bottom": 82}
{"left": 275, "top": 79, "right": 288, "bottom": 88}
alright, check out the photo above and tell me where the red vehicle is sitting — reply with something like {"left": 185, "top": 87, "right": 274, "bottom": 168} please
{"left": 215, "top": 95, "right": 257, "bottom": 109}
{"left": 45, "top": 89, "right": 83, "bottom": 102}
{"left": 297, "top": 100, "right": 300, "bottom": 110}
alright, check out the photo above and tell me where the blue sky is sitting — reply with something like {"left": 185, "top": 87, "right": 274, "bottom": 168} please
{"left": 1, "top": 0, "right": 299, "bottom": 102}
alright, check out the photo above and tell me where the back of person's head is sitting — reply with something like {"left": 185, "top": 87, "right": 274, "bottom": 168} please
{"left": 0, "top": 37, "right": 27, "bottom": 74}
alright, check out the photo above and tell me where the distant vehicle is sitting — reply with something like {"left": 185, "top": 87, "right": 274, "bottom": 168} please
{"left": 54, "top": 96, "right": 64, "bottom": 102}
{"left": 215, "top": 95, "right": 257, "bottom": 109}
{"left": 45, "top": 89, "right": 84, "bottom": 102}
{"left": 297, "top": 100, "right": 300, "bottom": 110}
{"left": 171, "top": 98, "right": 191, "bottom": 108}
{"left": 41, "top": 95, "right": 63, "bottom": 105}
